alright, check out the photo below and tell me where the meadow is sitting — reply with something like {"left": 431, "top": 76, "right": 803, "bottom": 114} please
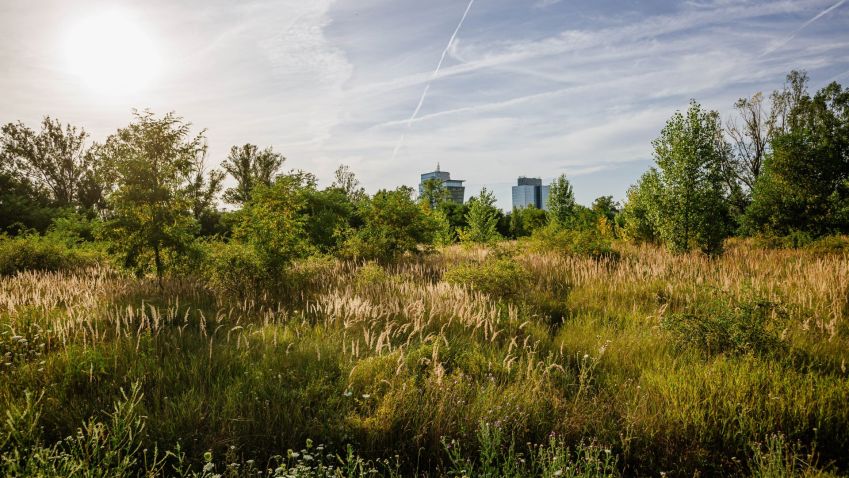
{"left": 2, "top": 239, "right": 848, "bottom": 477}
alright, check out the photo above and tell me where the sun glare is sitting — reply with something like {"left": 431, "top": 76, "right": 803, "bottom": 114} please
{"left": 64, "top": 10, "right": 160, "bottom": 97}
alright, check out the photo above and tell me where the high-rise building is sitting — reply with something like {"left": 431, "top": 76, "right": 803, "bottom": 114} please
{"left": 512, "top": 177, "right": 550, "bottom": 210}
{"left": 419, "top": 164, "right": 465, "bottom": 204}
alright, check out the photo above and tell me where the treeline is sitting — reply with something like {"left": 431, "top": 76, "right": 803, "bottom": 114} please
{"left": 623, "top": 70, "right": 849, "bottom": 252}
{"left": 1, "top": 70, "right": 848, "bottom": 281}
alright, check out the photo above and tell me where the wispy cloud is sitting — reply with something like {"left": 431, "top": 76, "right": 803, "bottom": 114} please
{"left": 760, "top": 0, "right": 847, "bottom": 57}
{"left": 390, "top": 0, "right": 476, "bottom": 161}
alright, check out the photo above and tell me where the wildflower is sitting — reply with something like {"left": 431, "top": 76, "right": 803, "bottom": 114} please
{"left": 203, "top": 462, "right": 215, "bottom": 473}
{"left": 203, "top": 451, "right": 213, "bottom": 462}
{"left": 553, "top": 470, "right": 563, "bottom": 477}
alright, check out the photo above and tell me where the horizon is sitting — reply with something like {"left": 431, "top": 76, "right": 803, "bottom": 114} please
{"left": 2, "top": 0, "right": 848, "bottom": 209}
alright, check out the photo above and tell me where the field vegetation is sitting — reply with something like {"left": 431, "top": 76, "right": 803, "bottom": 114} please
{"left": 1, "top": 70, "right": 848, "bottom": 476}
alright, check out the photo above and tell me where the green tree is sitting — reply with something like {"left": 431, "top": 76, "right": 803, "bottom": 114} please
{"left": 651, "top": 100, "right": 731, "bottom": 253}
{"left": 510, "top": 206, "right": 548, "bottom": 238}
{"left": 302, "top": 186, "right": 356, "bottom": 253}
{"left": 343, "top": 186, "right": 436, "bottom": 262}
{"left": 547, "top": 174, "right": 576, "bottom": 227}
{"left": 591, "top": 196, "right": 618, "bottom": 222}
{"left": 1, "top": 116, "right": 103, "bottom": 209}
{"left": 419, "top": 178, "right": 451, "bottom": 209}
{"left": 331, "top": 164, "right": 366, "bottom": 203}
{"left": 431, "top": 207, "right": 456, "bottom": 246}
{"left": 621, "top": 169, "right": 661, "bottom": 243}
{"left": 234, "top": 172, "right": 314, "bottom": 268}
{"left": 97, "top": 111, "right": 207, "bottom": 286}
{"left": 744, "top": 79, "right": 849, "bottom": 236}
{"left": 221, "top": 144, "right": 284, "bottom": 205}
{"left": 459, "top": 188, "right": 501, "bottom": 244}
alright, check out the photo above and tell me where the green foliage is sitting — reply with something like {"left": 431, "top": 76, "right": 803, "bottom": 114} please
{"left": 97, "top": 110, "right": 207, "bottom": 284}
{"left": 744, "top": 80, "right": 849, "bottom": 237}
{"left": 234, "top": 172, "right": 315, "bottom": 268}
{"left": 221, "top": 144, "right": 285, "bottom": 205}
{"left": 431, "top": 207, "right": 457, "bottom": 246}
{"left": 419, "top": 177, "right": 451, "bottom": 209}
{"left": 661, "top": 292, "right": 790, "bottom": 358}
{"left": 0, "top": 116, "right": 102, "bottom": 209}
{"left": 591, "top": 196, "right": 618, "bottom": 223}
{"left": 530, "top": 223, "right": 618, "bottom": 260}
{"left": 354, "top": 262, "right": 391, "bottom": 291}
{"left": 443, "top": 257, "right": 531, "bottom": 299}
{"left": 0, "top": 170, "right": 59, "bottom": 234}
{"left": 342, "top": 186, "right": 436, "bottom": 263}
{"left": 649, "top": 100, "right": 732, "bottom": 254}
{"left": 459, "top": 188, "right": 501, "bottom": 245}
{"left": 444, "top": 424, "right": 618, "bottom": 478}
{"left": 509, "top": 206, "right": 548, "bottom": 238}
{"left": 621, "top": 170, "right": 661, "bottom": 243}
{"left": 547, "top": 174, "right": 576, "bottom": 227}
{"left": 302, "top": 187, "right": 356, "bottom": 253}
{"left": 201, "top": 241, "right": 269, "bottom": 300}
{"left": 0, "top": 234, "right": 98, "bottom": 276}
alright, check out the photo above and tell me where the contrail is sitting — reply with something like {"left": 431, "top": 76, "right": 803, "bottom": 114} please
{"left": 391, "top": 0, "right": 476, "bottom": 160}
{"left": 760, "top": 0, "right": 846, "bottom": 57}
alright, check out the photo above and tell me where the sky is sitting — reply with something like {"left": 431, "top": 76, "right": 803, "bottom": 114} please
{"left": 1, "top": 0, "right": 848, "bottom": 210}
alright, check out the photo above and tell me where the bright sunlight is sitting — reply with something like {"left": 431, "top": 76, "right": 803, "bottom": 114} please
{"left": 64, "top": 10, "right": 160, "bottom": 97}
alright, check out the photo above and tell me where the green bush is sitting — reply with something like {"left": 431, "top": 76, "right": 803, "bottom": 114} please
{"left": 661, "top": 293, "right": 790, "bottom": 358}
{"left": 0, "top": 234, "right": 98, "bottom": 276}
{"left": 202, "top": 241, "right": 269, "bottom": 300}
{"left": 354, "top": 262, "right": 391, "bottom": 291}
{"left": 529, "top": 224, "right": 619, "bottom": 260}
{"left": 805, "top": 235, "right": 849, "bottom": 255}
{"left": 443, "top": 258, "right": 531, "bottom": 299}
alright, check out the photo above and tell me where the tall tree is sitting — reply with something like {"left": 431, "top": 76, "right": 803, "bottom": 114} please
{"left": 651, "top": 100, "right": 731, "bottom": 253}
{"left": 459, "top": 188, "right": 501, "bottom": 244}
{"left": 0, "top": 116, "right": 102, "bottom": 208}
{"left": 97, "top": 110, "right": 208, "bottom": 286}
{"left": 234, "top": 172, "right": 315, "bottom": 267}
{"left": 744, "top": 79, "right": 849, "bottom": 236}
{"left": 419, "top": 177, "right": 451, "bottom": 209}
{"left": 221, "top": 144, "right": 284, "bottom": 205}
{"left": 331, "top": 164, "right": 366, "bottom": 202}
{"left": 547, "top": 174, "right": 576, "bottom": 227}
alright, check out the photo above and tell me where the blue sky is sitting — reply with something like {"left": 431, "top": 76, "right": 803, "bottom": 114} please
{"left": 1, "top": 0, "right": 848, "bottom": 209}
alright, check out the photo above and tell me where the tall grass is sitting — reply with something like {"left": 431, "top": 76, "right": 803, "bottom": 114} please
{"left": 1, "top": 240, "right": 847, "bottom": 476}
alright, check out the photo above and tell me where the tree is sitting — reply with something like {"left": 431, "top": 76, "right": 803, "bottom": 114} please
{"left": 621, "top": 169, "right": 661, "bottom": 243}
{"left": 302, "top": 186, "right": 356, "bottom": 253}
{"left": 97, "top": 111, "right": 208, "bottom": 286}
{"left": 509, "top": 206, "right": 548, "bottom": 238}
{"left": 331, "top": 164, "right": 366, "bottom": 203}
{"left": 343, "top": 186, "right": 437, "bottom": 262}
{"left": 651, "top": 100, "right": 731, "bottom": 253}
{"left": 419, "top": 178, "right": 451, "bottom": 209}
{"left": 547, "top": 174, "right": 576, "bottom": 227}
{"left": 459, "top": 188, "right": 501, "bottom": 244}
{"left": 744, "top": 79, "right": 849, "bottom": 236}
{"left": 221, "top": 144, "right": 284, "bottom": 205}
{"left": 0, "top": 116, "right": 102, "bottom": 209}
{"left": 591, "top": 196, "right": 618, "bottom": 222}
{"left": 234, "top": 172, "right": 315, "bottom": 267}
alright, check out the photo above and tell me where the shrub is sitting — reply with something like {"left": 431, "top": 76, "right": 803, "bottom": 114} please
{"left": 661, "top": 292, "right": 790, "bottom": 358}
{"left": 805, "top": 235, "right": 849, "bottom": 255}
{"left": 443, "top": 258, "right": 531, "bottom": 299}
{"left": 0, "top": 234, "right": 97, "bottom": 276}
{"left": 354, "top": 262, "right": 391, "bottom": 291}
{"left": 202, "top": 241, "right": 269, "bottom": 300}
{"left": 529, "top": 224, "right": 619, "bottom": 260}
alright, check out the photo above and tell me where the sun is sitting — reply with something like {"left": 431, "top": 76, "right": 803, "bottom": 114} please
{"left": 64, "top": 10, "right": 160, "bottom": 97}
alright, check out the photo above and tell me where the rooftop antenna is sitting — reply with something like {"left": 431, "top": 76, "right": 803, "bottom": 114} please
{"left": 437, "top": 162, "right": 441, "bottom": 172}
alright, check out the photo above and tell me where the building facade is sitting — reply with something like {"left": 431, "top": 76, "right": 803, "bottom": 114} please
{"left": 419, "top": 164, "right": 465, "bottom": 204}
{"left": 512, "top": 177, "right": 550, "bottom": 210}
